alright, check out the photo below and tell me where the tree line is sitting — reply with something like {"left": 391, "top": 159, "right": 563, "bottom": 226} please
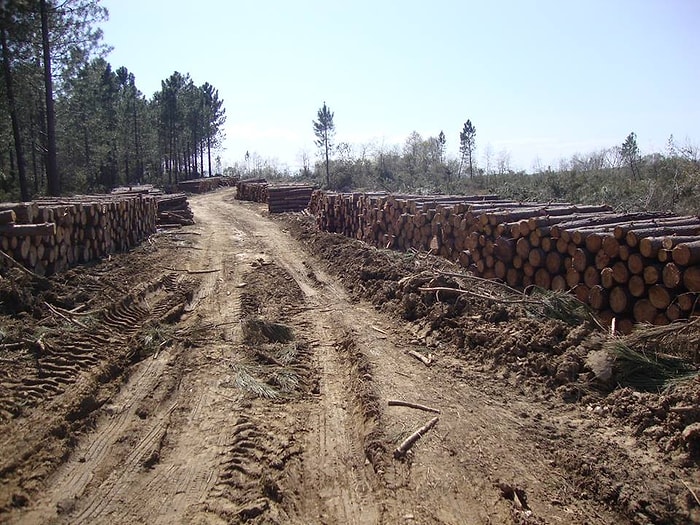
{"left": 0, "top": 0, "right": 226, "bottom": 201}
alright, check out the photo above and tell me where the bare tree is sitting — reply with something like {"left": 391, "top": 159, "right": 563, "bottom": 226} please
{"left": 497, "top": 149, "right": 511, "bottom": 175}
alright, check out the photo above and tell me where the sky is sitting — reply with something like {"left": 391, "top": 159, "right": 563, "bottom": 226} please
{"left": 98, "top": 0, "right": 700, "bottom": 173}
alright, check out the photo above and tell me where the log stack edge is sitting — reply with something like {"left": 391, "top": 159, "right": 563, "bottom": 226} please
{"left": 235, "top": 179, "right": 315, "bottom": 214}
{"left": 0, "top": 191, "right": 180, "bottom": 277}
{"left": 309, "top": 190, "right": 700, "bottom": 332}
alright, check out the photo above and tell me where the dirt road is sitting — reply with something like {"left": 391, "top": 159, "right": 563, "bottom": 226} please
{"left": 2, "top": 188, "right": 697, "bottom": 524}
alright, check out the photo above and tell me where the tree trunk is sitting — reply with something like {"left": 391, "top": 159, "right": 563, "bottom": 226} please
{"left": 40, "top": 0, "right": 60, "bottom": 196}
{"left": 1, "top": 28, "right": 29, "bottom": 201}
{"left": 324, "top": 130, "right": 330, "bottom": 188}
{"left": 207, "top": 134, "right": 212, "bottom": 177}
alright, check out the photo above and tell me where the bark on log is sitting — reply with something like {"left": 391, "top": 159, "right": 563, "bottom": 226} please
{"left": 662, "top": 235, "right": 700, "bottom": 250}
{"left": 627, "top": 225, "right": 700, "bottom": 248}
{"left": 0, "top": 210, "right": 16, "bottom": 225}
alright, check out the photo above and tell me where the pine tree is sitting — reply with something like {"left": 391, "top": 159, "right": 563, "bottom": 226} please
{"left": 459, "top": 119, "right": 476, "bottom": 178}
{"left": 621, "top": 132, "right": 640, "bottom": 179}
{"left": 313, "top": 101, "right": 335, "bottom": 187}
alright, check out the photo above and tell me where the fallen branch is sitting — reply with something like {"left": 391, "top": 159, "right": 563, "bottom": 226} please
{"left": 681, "top": 479, "right": 700, "bottom": 507}
{"left": 45, "top": 302, "right": 89, "bottom": 329}
{"left": 669, "top": 406, "right": 697, "bottom": 413}
{"left": 0, "top": 249, "right": 48, "bottom": 282}
{"left": 436, "top": 270, "right": 523, "bottom": 296}
{"left": 0, "top": 342, "right": 24, "bottom": 350}
{"left": 49, "top": 303, "right": 98, "bottom": 318}
{"left": 162, "top": 266, "right": 221, "bottom": 274}
{"left": 371, "top": 325, "right": 388, "bottom": 335}
{"left": 418, "top": 286, "right": 541, "bottom": 306}
{"left": 388, "top": 399, "right": 440, "bottom": 414}
{"left": 394, "top": 416, "right": 439, "bottom": 458}
{"left": 407, "top": 349, "right": 432, "bottom": 366}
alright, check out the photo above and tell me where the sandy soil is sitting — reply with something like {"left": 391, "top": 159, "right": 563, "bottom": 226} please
{"left": 0, "top": 187, "right": 698, "bottom": 524}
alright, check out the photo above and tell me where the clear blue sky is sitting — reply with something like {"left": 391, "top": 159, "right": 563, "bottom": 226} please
{"left": 99, "top": 0, "right": 700, "bottom": 173}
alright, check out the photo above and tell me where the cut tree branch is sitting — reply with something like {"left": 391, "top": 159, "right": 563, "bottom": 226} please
{"left": 394, "top": 416, "right": 439, "bottom": 458}
{"left": 388, "top": 400, "right": 440, "bottom": 414}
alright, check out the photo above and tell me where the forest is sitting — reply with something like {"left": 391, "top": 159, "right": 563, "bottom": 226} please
{"left": 0, "top": 0, "right": 225, "bottom": 201}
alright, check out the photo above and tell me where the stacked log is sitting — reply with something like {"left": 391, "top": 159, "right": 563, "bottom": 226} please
{"left": 268, "top": 185, "right": 315, "bottom": 213}
{"left": 156, "top": 193, "right": 195, "bottom": 226}
{"left": 310, "top": 190, "right": 700, "bottom": 331}
{"left": 0, "top": 193, "right": 158, "bottom": 276}
{"left": 178, "top": 176, "right": 228, "bottom": 194}
{"left": 236, "top": 179, "right": 268, "bottom": 202}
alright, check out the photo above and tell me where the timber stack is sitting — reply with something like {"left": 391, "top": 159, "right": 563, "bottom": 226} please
{"left": 0, "top": 193, "right": 158, "bottom": 277}
{"left": 310, "top": 190, "right": 700, "bottom": 332}
{"left": 110, "top": 186, "right": 195, "bottom": 227}
{"left": 236, "top": 179, "right": 268, "bottom": 202}
{"left": 156, "top": 193, "right": 195, "bottom": 227}
{"left": 178, "top": 176, "right": 235, "bottom": 193}
{"left": 267, "top": 185, "right": 315, "bottom": 213}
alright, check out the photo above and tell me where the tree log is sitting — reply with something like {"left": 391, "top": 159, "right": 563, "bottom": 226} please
{"left": 628, "top": 275, "right": 646, "bottom": 298}
{"left": 627, "top": 225, "right": 700, "bottom": 248}
{"left": 588, "top": 285, "right": 608, "bottom": 310}
{"left": 648, "top": 284, "right": 672, "bottom": 310}
{"left": 662, "top": 263, "right": 683, "bottom": 289}
{"left": 672, "top": 240, "right": 700, "bottom": 266}
{"left": 0, "top": 222, "right": 56, "bottom": 236}
{"left": 633, "top": 299, "right": 658, "bottom": 324}
{"left": 609, "top": 286, "right": 632, "bottom": 313}
{"left": 684, "top": 266, "right": 700, "bottom": 293}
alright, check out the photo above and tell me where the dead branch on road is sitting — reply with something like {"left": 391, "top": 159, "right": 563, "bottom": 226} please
{"left": 394, "top": 416, "right": 439, "bottom": 458}
{"left": 161, "top": 266, "right": 221, "bottom": 274}
{"left": 388, "top": 400, "right": 440, "bottom": 414}
{"left": 407, "top": 349, "right": 432, "bottom": 366}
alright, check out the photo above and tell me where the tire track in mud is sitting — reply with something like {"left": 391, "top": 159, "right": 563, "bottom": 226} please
{"left": 0, "top": 272, "right": 188, "bottom": 425}
{"left": 6, "top": 272, "right": 199, "bottom": 524}
{"left": 0, "top": 271, "right": 197, "bottom": 519}
{"left": 16, "top": 210, "right": 253, "bottom": 524}
{"left": 219, "top": 198, "right": 386, "bottom": 523}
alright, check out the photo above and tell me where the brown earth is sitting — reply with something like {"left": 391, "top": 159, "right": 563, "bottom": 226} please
{"left": 0, "top": 187, "right": 698, "bottom": 524}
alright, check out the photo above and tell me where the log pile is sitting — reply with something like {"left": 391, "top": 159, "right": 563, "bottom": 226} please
{"left": 110, "top": 186, "right": 195, "bottom": 228}
{"left": 0, "top": 193, "right": 158, "bottom": 276}
{"left": 178, "top": 176, "right": 232, "bottom": 193}
{"left": 156, "top": 193, "right": 195, "bottom": 227}
{"left": 236, "top": 179, "right": 268, "bottom": 202}
{"left": 267, "top": 185, "right": 315, "bottom": 213}
{"left": 310, "top": 191, "right": 700, "bottom": 331}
